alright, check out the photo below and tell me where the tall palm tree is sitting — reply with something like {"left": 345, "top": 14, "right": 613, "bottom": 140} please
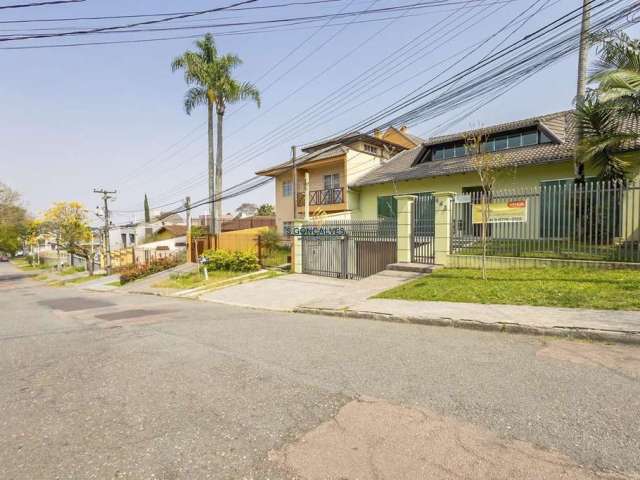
{"left": 575, "top": 32, "right": 640, "bottom": 181}
{"left": 590, "top": 31, "right": 640, "bottom": 116}
{"left": 172, "top": 34, "right": 260, "bottom": 234}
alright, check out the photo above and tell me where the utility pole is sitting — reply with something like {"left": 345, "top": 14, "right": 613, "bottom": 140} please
{"left": 575, "top": 0, "right": 591, "bottom": 181}
{"left": 291, "top": 145, "right": 297, "bottom": 220}
{"left": 185, "top": 196, "right": 192, "bottom": 263}
{"left": 94, "top": 188, "right": 116, "bottom": 275}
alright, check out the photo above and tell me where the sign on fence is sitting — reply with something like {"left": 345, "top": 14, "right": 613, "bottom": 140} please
{"left": 472, "top": 200, "right": 527, "bottom": 224}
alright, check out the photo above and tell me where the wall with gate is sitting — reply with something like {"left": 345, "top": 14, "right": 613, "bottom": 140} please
{"left": 300, "top": 220, "right": 397, "bottom": 279}
{"left": 293, "top": 180, "right": 640, "bottom": 279}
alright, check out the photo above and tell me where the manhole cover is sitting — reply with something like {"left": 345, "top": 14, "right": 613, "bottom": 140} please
{"left": 39, "top": 297, "right": 114, "bottom": 312}
{"left": 95, "top": 309, "right": 172, "bottom": 321}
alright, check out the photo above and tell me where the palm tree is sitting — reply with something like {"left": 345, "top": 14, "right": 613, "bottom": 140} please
{"left": 575, "top": 97, "right": 636, "bottom": 181}
{"left": 171, "top": 34, "right": 260, "bottom": 234}
{"left": 590, "top": 31, "right": 640, "bottom": 116}
{"left": 575, "top": 32, "right": 640, "bottom": 181}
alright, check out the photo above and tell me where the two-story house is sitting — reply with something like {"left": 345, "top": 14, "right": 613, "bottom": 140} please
{"left": 255, "top": 127, "right": 423, "bottom": 232}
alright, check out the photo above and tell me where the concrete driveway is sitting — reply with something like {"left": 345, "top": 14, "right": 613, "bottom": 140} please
{"left": 199, "top": 270, "right": 421, "bottom": 311}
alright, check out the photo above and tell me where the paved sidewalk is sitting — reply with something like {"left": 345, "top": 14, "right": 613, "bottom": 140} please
{"left": 296, "top": 297, "right": 640, "bottom": 344}
{"left": 200, "top": 270, "right": 421, "bottom": 311}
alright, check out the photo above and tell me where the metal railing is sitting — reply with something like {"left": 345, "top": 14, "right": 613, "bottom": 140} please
{"left": 297, "top": 187, "right": 344, "bottom": 207}
{"left": 451, "top": 180, "right": 640, "bottom": 263}
{"left": 301, "top": 220, "right": 397, "bottom": 279}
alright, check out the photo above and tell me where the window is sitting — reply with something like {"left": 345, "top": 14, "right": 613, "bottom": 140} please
{"left": 424, "top": 126, "right": 555, "bottom": 164}
{"left": 539, "top": 130, "right": 552, "bottom": 143}
{"left": 507, "top": 133, "right": 522, "bottom": 148}
{"left": 522, "top": 130, "right": 538, "bottom": 146}
{"left": 494, "top": 135, "right": 508, "bottom": 151}
{"left": 377, "top": 196, "right": 397, "bottom": 219}
{"left": 324, "top": 173, "right": 340, "bottom": 190}
{"left": 129, "top": 233, "right": 135, "bottom": 245}
{"left": 364, "top": 144, "right": 378, "bottom": 155}
{"left": 121, "top": 233, "right": 127, "bottom": 247}
{"left": 282, "top": 180, "right": 293, "bottom": 197}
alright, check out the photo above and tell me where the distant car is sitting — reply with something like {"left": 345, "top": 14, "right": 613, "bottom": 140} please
{"left": 0, "top": 255, "right": 9, "bottom": 262}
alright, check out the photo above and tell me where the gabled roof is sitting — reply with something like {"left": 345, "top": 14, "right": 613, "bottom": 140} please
{"left": 255, "top": 144, "right": 350, "bottom": 177}
{"left": 353, "top": 111, "right": 579, "bottom": 187}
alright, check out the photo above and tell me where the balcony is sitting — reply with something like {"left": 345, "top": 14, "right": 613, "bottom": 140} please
{"left": 297, "top": 187, "right": 344, "bottom": 207}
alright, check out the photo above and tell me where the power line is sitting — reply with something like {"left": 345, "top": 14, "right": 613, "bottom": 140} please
{"left": 0, "top": 0, "right": 511, "bottom": 41}
{"left": 0, "top": 0, "right": 259, "bottom": 42}
{"left": 0, "top": 0, "right": 84, "bottom": 10}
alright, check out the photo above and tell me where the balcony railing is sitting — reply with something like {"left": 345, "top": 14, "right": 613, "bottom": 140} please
{"left": 297, "top": 187, "right": 344, "bottom": 207}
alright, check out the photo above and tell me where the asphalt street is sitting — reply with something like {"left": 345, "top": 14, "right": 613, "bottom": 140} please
{"left": 1, "top": 261, "right": 639, "bottom": 480}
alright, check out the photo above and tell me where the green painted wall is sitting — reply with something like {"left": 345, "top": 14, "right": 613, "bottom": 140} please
{"left": 351, "top": 161, "right": 638, "bottom": 220}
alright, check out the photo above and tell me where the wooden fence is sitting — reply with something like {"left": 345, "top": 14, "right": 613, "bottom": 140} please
{"left": 190, "top": 227, "right": 271, "bottom": 262}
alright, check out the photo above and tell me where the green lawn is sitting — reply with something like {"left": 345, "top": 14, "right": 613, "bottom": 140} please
{"left": 153, "top": 270, "right": 244, "bottom": 289}
{"left": 376, "top": 268, "right": 640, "bottom": 310}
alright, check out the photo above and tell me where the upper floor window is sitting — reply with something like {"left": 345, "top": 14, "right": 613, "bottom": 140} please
{"left": 363, "top": 144, "right": 379, "bottom": 155}
{"left": 324, "top": 173, "right": 340, "bottom": 190}
{"left": 430, "top": 127, "right": 553, "bottom": 161}
{"left": 282, "top": 180, "right": 293, "bottom": 197}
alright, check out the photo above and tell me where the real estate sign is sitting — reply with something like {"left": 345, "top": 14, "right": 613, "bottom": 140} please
{"left": 472, "top": 200, "right": 527, "bottom": 224}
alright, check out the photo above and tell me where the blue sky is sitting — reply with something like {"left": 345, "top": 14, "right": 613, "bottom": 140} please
{"left": 2, "top": 0, "right": 638, "bottom": 224}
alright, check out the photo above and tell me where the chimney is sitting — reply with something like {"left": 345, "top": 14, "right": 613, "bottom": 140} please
{"left": 400, "top": 125, "right": 408, "bottom": 133}
{"left": 373, "top": 128, "right": 382, "bottom": 139}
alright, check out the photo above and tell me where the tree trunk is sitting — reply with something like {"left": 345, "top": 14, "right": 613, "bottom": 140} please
{"left": 215, "top": 109, "right": 224, "bottom": 235}
{"left": 207, "top": 101, "right": 216, "bottom": 235}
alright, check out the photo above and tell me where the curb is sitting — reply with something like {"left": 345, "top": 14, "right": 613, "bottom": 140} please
{"left": 293, "top": 307, "right": 640, "bottom": 345}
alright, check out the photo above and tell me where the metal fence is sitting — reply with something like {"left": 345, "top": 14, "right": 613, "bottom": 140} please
{"left": 451, "top": 180, "right": 640, "bottom": 263}
{"left": 301, "top": 220, "right": 397, "bottom": 279}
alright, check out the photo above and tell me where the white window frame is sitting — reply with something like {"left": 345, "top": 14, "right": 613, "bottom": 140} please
{"left": 282, "top": 180, "right": 293, "bottom": 197}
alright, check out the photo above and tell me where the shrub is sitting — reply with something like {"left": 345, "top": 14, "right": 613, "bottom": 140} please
{"left": 119, "top": 257, "right": 180, "bottom": 285}
{"left": 201, "top": 249, "right": 260, "bottom": 272}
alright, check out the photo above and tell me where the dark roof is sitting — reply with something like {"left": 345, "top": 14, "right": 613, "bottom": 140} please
{"left": 354, "top": 110, "right": 626, "bottom": 187}
{"left": 255, "top": 144, "right": 349, "bottom": 176}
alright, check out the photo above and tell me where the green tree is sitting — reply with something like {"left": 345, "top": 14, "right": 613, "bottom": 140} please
{"left": 575, "top": 32, "right": 640, "bottom": 181}
{"left": 144, "top": 194, "right": 151, "bottom": 223}
{"left": 43, "top": 202, "right": 96, "bottom": 275}
{"left": 0, "top": 182, "right": 27, "bottom": 255}
{"left": 171, "top": 33, "right": 260, "bottom": 235}
{"left": 257, "top": 204, "right": 275, "bottom": 216}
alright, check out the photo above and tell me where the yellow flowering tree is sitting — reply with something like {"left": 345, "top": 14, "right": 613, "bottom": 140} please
{"left": 43, "top": 202, "right": 95, "bottom": 275}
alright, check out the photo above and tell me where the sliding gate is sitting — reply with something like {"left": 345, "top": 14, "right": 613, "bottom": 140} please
{"left": 412, "top": 193, "right": 436, "bottom": 264}
{"left": 301, "top": 220, "right": 397, "bottom": 279}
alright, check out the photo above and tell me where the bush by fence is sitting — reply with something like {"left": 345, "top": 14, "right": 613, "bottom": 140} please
{"left": 118, "top": 256, "right": 181, "bottom": 285}
{"left": 201, "top": 250, "right": 260, "bottom": 272}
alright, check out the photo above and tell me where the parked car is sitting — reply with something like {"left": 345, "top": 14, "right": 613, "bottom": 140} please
{"left": 0, "top": 254, "right": 9, "bottom": 262}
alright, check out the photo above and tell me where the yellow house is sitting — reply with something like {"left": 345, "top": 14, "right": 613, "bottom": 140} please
{"left": 255, "top": 127, "right": 423, "bottom": 232}
{"left": 349, "top": 110, "right": 640, "bottom": 220}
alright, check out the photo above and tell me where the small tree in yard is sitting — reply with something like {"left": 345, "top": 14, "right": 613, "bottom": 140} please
{"left": 43, "top": 202, "right": 96, "bottom": 275}
{"left": 257, "top": 204, "right": 274, "bottom": 216}
{"left": 466, "top": 135, "right": 512, "bottom": 280}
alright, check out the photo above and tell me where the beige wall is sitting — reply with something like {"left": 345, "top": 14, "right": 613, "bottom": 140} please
{"left": 274, "top": 172, "right": 295, "bottom": 232}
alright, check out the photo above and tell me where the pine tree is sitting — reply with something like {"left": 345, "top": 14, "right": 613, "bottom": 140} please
{"left": 144, "top": 194, "right": 150, "bottom": 223}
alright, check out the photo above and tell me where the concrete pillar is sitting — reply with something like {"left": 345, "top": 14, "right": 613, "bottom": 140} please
{"left": 434, "top": 192, "right": 455, "bottom": 266}
{"left": 395, "top": 195, "right": 416, "bottom": 263}
{"left": 292, "top": 219, "right": 305, "bottom": 273}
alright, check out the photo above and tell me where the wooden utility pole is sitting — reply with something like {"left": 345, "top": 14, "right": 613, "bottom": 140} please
{"left": 291, "top": 145, "right": 297, "bottom": 220}
{"left": 94, "top": 188, "right": 116, "bottom": 275}
{"left": 575, "top": 0, "right": 591, "bottom": 181}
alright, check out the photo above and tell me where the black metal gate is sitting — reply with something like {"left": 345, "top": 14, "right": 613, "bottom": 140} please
{"left": 301, "top": 220, "right": 397, "bottom": 279}
{"left": 412, "top": 193, "right": 435, "bottom": 264}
